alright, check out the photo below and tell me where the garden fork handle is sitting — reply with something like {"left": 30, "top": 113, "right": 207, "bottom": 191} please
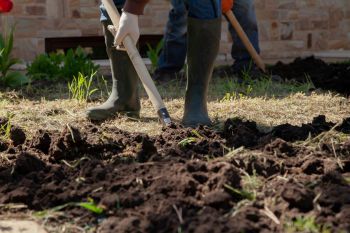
{"left": 225, "top": 10, "right": 266, "bottom": 73}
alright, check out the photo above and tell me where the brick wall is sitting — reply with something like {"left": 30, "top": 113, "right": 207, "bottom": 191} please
{"left": 1, "top": 0, "right": 349, "bottom": 62}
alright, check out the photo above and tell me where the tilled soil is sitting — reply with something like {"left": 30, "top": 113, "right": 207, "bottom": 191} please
{"left": 0, "top": 116, "right": 350, "bottom": 232}
{"left": 214, "top": 56, "right": 350, "bottom": 95}
{"left": 270, "top": 56, "right": 350, "bottom": 95}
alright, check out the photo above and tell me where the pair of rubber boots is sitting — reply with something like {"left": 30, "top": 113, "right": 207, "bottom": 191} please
{"left": 86, "top": 17, "right": 221, "bottom": 127}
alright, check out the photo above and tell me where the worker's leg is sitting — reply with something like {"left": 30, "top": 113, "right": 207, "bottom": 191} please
{"left": 154, "top": 0, "right": 187, "bottom": 81}
{"left": 182, "top": 0, "right": 221, "bottom": 127}
{"left": 86, "top": 7, "right": 140, "bottom": 121}
{"left": 229, "top": 0, "right": 260, "bottom": 72}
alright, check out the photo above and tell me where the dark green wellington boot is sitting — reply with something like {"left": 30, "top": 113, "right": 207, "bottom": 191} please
{"left": 182, "top": 17, "right": 221, "bottom": 127}
{"left": 86, "top": 21, "right": 140, "bottom": 121}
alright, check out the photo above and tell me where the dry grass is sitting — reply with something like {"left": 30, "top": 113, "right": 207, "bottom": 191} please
{"left": 0, "top": 82, "right": 349, "bottom": 137}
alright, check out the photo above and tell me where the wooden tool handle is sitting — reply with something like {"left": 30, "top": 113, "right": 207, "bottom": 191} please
{"left": 225, "top": 10, "right": 266, "bottom": 73}
{"left": 102, "top": 0, "right": 171, "bottom": 125}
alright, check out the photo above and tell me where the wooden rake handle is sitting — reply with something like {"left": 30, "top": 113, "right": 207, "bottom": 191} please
{"left": 102, "top": 0, "right": 171, "bottom": 125}
{"left": 225, "top": 10, "right": 266, "bottom": 73}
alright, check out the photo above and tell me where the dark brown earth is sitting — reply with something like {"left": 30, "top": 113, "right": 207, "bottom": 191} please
{"left": 270, "top": 56, "right": 350, "bottom": 95}
{"left": 0, "top": 116, "right": 350, "bottom": 232}
{"left": 214, "top": 56, "right": 350, "bottom": 95}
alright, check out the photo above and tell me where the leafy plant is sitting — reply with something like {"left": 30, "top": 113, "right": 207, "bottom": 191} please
{"left": 0, "top": 26, "right": 29, "bottom": 88}
{"left": 284, "top": 216, "right": 332, "bottom": 233}
{"left": 26, "top": 53, "right": 62, "bottom": 81}
{"left": 27, "top": 47, "right": 100, "bottom": 82}
{"left": 68, "top": 71, "right": 98, "bottom": 102}
{"left": 146, "top": 39, "right": 164, "bottom": 73}
{"left": 61, "top": 47, "right": 99, "bottom": 80}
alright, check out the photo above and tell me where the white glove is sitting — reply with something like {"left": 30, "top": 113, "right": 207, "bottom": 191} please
{"left": 114, "top": 11, "right": 139, "bottom": 48}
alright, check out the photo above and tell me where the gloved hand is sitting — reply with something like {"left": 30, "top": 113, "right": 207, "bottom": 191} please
{"left": 113, "top": 11, "right": 140, "bottom": 48}
{"left": 222, "top": 0, "right": 234, "bottom": 14}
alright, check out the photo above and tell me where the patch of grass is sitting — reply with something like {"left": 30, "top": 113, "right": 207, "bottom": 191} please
{"left": 68, "top": 71, "right": 98, "bottom": 103}
{"left": 284, "top": 216, "right": 332, "bottom": 233}
{"left": 0, "top": 113, "right": 13, "bottom": 141}
{"left": 214, "top": 75, "right": 314, "bottom": 102}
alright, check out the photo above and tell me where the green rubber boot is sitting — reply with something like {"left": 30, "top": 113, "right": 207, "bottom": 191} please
{"left": 86, "top": 21, "right": 140, "bottom": 121}
{"left": 182, "top": 17, "right": 221, "bottom": 127}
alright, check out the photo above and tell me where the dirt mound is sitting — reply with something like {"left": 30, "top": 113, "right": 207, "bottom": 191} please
{"left": 0, "top": 116, "right": 350, "bottom": 232}
{"left": 271, "top": 56, "right": 350, "bottom": 95}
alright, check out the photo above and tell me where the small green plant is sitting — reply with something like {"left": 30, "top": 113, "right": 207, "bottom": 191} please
{"left": 77, "top": 199, "right": 104, "bottom": 214}
{"left": 224, "top": 169, "right": 262, "bottom": 201}
{"left": 178, "top": 137, "right": 198, "bottom": 147}
{"left": 27, "top": 47, "right": 100, "bottom": 82}
{"left": 241, "top": 169, "right": 262, "bottom": 197}
{"left": 284, "top": 216, "right": 332, "bottom": 233}
{"left": 96, "top": 75, "right": 111, "bottom": 99}
{"left": 146, "top": 39, "right": 164, "bottom": 73}
{"left": 35, "top": 198, "right": 104, "bottom": 218}
{"left": 68, "top": 71, "right": 98, "bottom": 102}
{"left": 178, "top": 130, "right": 204, "bottom": 148}
{"left": 0, "top": 26, "right": 29, "bottom": 88}
{"left": 0, "top": 113, "right": 13, "bottom": 141}
{"left": 224, "top": 184, "right": 255, "bottom": 201}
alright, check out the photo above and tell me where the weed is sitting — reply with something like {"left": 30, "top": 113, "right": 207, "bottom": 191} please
{"left": 0, "top": 113, "right": 13, "bottom": 141}
{"left": 96, "top": 75, "right": 111, "bottom": 99}
{"left": 178, "top": 130, "right": 204, "bottom": 148}
{"left": 146, "top": 39, "right": 164, "bottom": 73}
{"left": 241, "top": 169, "right": 262, "bottom": 197}
{"left": 178, "top": 137, "right": 198, "bottom": 147}
{"left": 62, "top": 157, "right": 91, "bottom": 169}
{"left": 77, "top": 198, "right": 104, "bottom": 214}
{"left": 35, "top": 198, "right": 104, "bottom": 218}
{"left": 284, "top": 216, "right": 332, "bottom": 233}
{"left": 224, "top": 184, "right": 255, "bottom": 201}
{"left": 68, "top": 71, "right": 98, "bottom": 102}
{"left": 224, "top": 169, "right": 262, "bottom": 202}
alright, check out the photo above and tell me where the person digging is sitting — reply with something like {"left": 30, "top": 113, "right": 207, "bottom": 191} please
{"left": 86, "top": 0, "right": 233, "bottom": 127}
{"left": 153, "top": 0, "right": 262, "bottom": 83}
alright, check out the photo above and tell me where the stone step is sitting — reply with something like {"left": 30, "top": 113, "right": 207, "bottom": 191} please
{"left": 0, "top": 220, "right": 47, "bottom": 233}
{"left": 314, "top": 50, "right": 350, "bottom": 63}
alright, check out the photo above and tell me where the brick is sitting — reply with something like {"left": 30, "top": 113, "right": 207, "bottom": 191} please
{"left": 25, "top": 6, "right": 46, "bottom": 16}
{"left": 1, "top": 0, "right": 349, "bottom": 62}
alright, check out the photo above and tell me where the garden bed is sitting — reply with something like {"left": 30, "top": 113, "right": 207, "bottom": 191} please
{"left": 0, "top": 115, "right": 349, "bottom": 232}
